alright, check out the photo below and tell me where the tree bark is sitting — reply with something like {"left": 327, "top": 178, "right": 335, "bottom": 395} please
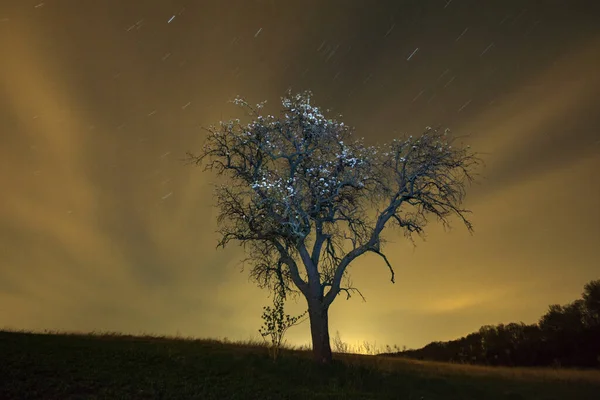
{"left": 308, "top": 299, "right": 332, "bottom": 364}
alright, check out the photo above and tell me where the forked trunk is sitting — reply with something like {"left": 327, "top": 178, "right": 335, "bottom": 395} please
{"left": 308, "top": 300, "right": 332, "bottom": 364}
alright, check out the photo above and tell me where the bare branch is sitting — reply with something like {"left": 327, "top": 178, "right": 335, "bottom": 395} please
{"left": 371, "top": 248, "right": 395, "bottom": 284}
{"left": 323, "top": 283, "right": 366, "bottom": 302}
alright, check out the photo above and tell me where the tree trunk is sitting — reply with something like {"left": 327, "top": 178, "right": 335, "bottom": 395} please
{"left": 308, "top": 300, "right": 332, "bottom": 364}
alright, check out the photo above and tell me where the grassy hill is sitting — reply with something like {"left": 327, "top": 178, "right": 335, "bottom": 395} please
{"left": 1, "top": 329, "right": 599, "bottom": 399}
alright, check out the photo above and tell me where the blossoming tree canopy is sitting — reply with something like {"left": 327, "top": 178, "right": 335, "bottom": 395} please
{"left": 189, "top": 90, "right": 479, "bottom": 363}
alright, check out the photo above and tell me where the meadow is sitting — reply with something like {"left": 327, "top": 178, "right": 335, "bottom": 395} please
{"left": 1, "top": 329, "right": 599, "bottom": 399}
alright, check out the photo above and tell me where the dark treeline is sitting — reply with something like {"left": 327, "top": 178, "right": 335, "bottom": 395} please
{"left": 384, "top": 279, "right": 600, "bottom": 368}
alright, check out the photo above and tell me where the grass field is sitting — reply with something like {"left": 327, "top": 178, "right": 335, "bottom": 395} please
{"left": 1, "top": 329, "right": 599, "bottom": 399}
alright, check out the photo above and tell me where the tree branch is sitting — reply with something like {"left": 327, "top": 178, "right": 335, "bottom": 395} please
{"left": 189, "top": 91, "right": 480, "bottom": 322}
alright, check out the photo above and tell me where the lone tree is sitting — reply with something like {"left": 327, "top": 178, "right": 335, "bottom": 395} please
{"left": 188, "top": 90, "right": 479, "bottom": 364}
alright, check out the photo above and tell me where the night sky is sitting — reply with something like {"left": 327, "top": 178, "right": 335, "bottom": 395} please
{"left": 1, "top": 0, "right": 599, "bottom": 350}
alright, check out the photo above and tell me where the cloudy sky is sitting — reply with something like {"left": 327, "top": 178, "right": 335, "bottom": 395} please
{"left": 1, "top": 0, "right": 599, "bottom": 350}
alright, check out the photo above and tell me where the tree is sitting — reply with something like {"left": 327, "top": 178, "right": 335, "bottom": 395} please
{"left": 582, "top": 280, "right": 600, "bottom": 367}
{"left": 392, "top": 279, "right": 599, "bottom": 367}
{"left": 188, "top": 90, "right": 479, "bottom": 364}
{"left": 582, "top": 279, "right": 600, "bottom": 326}
{"left": 539, "top": 300, "right": 587, "bottom": 366}
{"left": 259, "top": 292, "right": 307, "bottom": 361}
